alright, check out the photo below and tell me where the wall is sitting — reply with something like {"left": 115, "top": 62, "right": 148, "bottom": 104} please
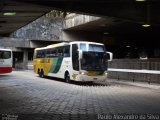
{"left": 108, "top": 59, "right": 160, "bottom": 83}
{"left": 62, "top": 31, "right": 103, "bottom": 43}
{"left": 108, "top": 59, "right": 160, "bottom": 70}
{"left": 0, "top": 37, "right": 29, "bottom": 48}
{"left": 64, "top": 13, "right": 100, "bottom": 29}
{"left": 10, "top": 16, "right": 64, "bottom": 41}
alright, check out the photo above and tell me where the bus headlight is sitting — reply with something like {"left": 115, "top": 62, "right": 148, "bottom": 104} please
{"left": 80, "top": 72, "right": 86, "bottom": 75}
{"left": 104, "top": 72, "right": 108, "bottom": 75}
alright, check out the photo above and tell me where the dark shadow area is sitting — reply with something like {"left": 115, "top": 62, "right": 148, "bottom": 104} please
{"left": 37, "top": 76, "right": 110, "bottom": 87}
{"left": 2, "top": 114, "right": 98, "bottom": 120}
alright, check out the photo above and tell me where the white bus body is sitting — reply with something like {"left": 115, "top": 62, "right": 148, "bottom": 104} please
{"left": 0, "top": 49, "right": 12, "bottom": 74}
{"left": 33, "top": 41, "right": 112, "bottom": 82}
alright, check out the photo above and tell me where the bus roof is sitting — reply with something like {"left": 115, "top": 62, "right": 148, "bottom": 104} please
{"left": 35, "top": 41, "right": 104, "bottom": 50}
{"left": 70, "top": 41, "right": 104, "bottom": 46}
{"left": 35, "top": 42, "right": 69, "bottom": 50}
{"left": 0, "top": 48, "right": 12, "bottom": 51}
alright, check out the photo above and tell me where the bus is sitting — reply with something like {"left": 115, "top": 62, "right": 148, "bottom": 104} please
{"left": 0, "top": 49, "right": 12, "bottom": 74}
{"left": 33, "top": 41, "right": 112, "bottom": 82}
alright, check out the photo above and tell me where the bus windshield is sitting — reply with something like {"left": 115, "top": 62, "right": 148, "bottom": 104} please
{"left": 0, "top": 51, "right": 11, "bottom": 59}
{"left": 81, "top": 51, "right": 107, "bottom": 71}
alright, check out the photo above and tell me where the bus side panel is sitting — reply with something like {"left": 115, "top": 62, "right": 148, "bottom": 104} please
{"left": 49, "top": 57, "right": 63, "bottom": 74}
{"left": 33, "top": 58, "right": 52, "bottom": 75}
{"left": 33, "top": 58, "right": 44, "bottom": 74}
{"left": 48, "top": 57, "right": 73, "bottom": 79}
{"left": 0, "top": 57, "right": 12, "bottom": 74}
{"left": 43, "top": 58, "right": 53, "bottom": 76}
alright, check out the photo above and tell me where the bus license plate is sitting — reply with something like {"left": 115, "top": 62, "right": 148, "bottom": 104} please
{"left": 93, "top": 78, "right": 97, "bottom": 80}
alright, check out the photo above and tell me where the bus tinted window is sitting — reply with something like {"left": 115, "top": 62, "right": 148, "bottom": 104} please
{"left": 35, "top": 46, "right": 70, "bottom": 58}
{"left": 46, "top": 49, "right": 51, "bottom": 58}
{"left": 89, "top": 44, "right": 105, "bottom": 52}
{"left": 72, "top": 44, "right": 79, "bottom": 71}
{"left": 36, "top": 50, "right": 41, "bottom": 58}
{"left": 0, "top": 51, "right": 11, "bottom": 59}
{"left": 80, "top": 43, "right": 87, "bottom": 51}
{"left": 36, "top": 50, "right": 45, "bottom": 58}
{"left": 58, "top": 47, "right": 63, "bottom": 56}
{"left": 63, "top": 45, "right": 70, "bottom": 57}
{"left": 52, "top": 48, "right": 57, "bottom": 57}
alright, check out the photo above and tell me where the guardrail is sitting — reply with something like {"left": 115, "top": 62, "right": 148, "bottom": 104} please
{"left": 108, "top": 68, "right": 160, "bottom": 84}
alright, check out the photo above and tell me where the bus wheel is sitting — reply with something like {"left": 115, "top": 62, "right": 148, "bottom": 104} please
{"left": 65, "top": 73, "right": 70, "bottom": 83}
{"left": 39, "top": 69, "right": 44, "bottom": 78}
{"left": 38, "top": 69, "right": 41, "bottom": 77}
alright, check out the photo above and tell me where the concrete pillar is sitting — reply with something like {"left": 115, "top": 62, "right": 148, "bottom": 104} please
{"left": 23, "top": 50, "right": 28, "bottom": 69}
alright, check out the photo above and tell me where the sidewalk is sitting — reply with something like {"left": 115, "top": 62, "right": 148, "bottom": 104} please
{"left": 106, "top": 78, "right": 160, "bottom": 90}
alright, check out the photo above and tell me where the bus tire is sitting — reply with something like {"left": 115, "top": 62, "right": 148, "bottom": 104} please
{"left": 39, "top": 69, "right": 44, "bottom": 78}
{"left": 38, "top": 69, "right": 41, "bottom": 77}
{"left": 65, "top": 72, "right": 70, "bottom": 83}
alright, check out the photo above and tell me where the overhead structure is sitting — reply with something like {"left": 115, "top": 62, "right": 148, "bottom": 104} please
{"left": 0, "top": 0, "right": 52, "bottom": 36}
{"left": 0, "top": 0, "right": 160, "bottom": 36}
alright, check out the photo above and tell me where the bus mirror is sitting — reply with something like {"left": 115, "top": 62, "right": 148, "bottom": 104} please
{"left": 106, "top": 52, "right": 113, "bottom": 61}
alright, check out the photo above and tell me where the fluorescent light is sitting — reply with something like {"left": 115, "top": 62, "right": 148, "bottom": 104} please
{"left": 3, "top": 12, "right": 16, "bottom": 16}
{"left": 142, "top": 24, "right": 151, "bottom": 27}
{"left": 126, "top": 46, "right": 130, "bottom": 48}
{"left": 136, "top": 0, "right": 146, "bottom": 2}
{"left": 103, "top": 32, "right": 109, "bottom": 35}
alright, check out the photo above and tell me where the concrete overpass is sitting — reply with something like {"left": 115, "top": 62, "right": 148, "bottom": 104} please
{"left": 0, "top": 0, "right": 160, "bottom": 36}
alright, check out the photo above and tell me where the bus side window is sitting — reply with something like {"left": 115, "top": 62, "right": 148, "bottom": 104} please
{"left": 36, "top": 50, "right": 41, "bottom": 58}
{"left": 58, "top": 47, "right": 63, "bottom": 56}
{"left": 48, "top": 48, "right": 55, "bottom": 57}
{"left": 50, "top": 49, "right": 53, "bottom": 57}
{"left": 41, "top": 50, "right": 45, "bottom": 58}
{"left": 46, "top": 49, "right": 50, "bottom": 58}
{"left": 36, "top": 50, "right": 45, "bottom": 58}
{"left": 0, "top": 51, "right": 3, "bottom": 59}
{"left": 52, "top": 48, "right": 56, "bottom": 57}
{"left": 72, "top": 44, "right": 79, "bottom": 71}
{"left": 64, "top": 45, "right": 70, "bottom": 57}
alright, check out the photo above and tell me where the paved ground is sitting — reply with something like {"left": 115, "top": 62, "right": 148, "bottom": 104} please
{"left": 0, "top": 71, "right": 160, "bottom": 120}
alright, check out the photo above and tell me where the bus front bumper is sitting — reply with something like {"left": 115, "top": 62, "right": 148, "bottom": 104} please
{"left": 0, "top": 67, "right": 12, "bottom": 74}
{"left": 77, "top": 74, "right": 107, "bottom": 82}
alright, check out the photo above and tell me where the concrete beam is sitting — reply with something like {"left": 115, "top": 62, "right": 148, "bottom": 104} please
{"left": 0, "top": 37, "right": 30, "bottom": 48}
{"left": 64, "top": 14, "right": 101, "bottom": 29}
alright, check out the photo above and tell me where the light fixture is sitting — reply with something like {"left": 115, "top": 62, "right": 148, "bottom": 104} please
{"left": 142, "top": 1, "right": 151, "bottom": 27}
{"left": 3, "top": 12, "right": 16, "bottom": 16}
{"left": 142, "top": 24, "right": 151, "bottom": 27}
{"left": 126, "top": 46, "right": 130, "bottom": 48}
{"left": 136, "top": 0, "right": 146, "bottom": 2}
{"left": 103, "top": 32, "right": 109, "bottom": 35}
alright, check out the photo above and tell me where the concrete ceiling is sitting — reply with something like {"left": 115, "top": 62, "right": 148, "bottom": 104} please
{"left": 0, "top": 0, "right": 160, "bottom": 37}
{"left": 0, "top": 0, "right": 52, "bottom": 36}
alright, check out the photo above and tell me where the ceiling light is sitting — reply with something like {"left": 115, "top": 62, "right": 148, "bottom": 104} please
{"left": 142, "top": 24, "right": 151, "bottom": 27}
{"left": 136, "top": 0, "right": 146, "bottom": 2}
{"left": 126, "top": 46, "right": 130, "bottom": 48}
{"left": 103, "top": 32, "right": 109, "bottom": 35}
{"left": 3, "top": 12, "right": 16, "bottom": 16}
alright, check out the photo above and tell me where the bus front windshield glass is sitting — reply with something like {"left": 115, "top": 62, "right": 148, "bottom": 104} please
{"left": 80, "top": 44, "right": 107, "bottom": 71}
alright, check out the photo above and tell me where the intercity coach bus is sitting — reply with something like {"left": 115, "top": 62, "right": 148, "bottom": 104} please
{"left": 0, "top": 49, "right": 12, "bottom": 74}
{"left": 33, "top": 41, "right": 112, "bottom": 82}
